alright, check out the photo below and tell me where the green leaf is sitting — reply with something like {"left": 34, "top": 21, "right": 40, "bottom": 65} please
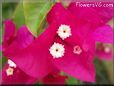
{"left": 2, "top": 3, "right": 17, "bottom": 20}
{"left": 66, "top": 76, "right": 82, "bottom": 85}
{"left": 23, "top": 1, "right": 54, "bottom": 37}
{"left": 12, "top": 3, "right": 25, "bottom": 29}
{"left": 60, "top": 71, "right": 82, "bottom": 85}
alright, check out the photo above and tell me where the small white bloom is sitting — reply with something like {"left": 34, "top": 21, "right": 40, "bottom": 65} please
{"left": 73, "top": 45, "right": 82, "bottom": 55}
{"left": 104, "top": 46, "right": 111, "bottom": 53}
{"left": 57, "top": 24, "right": 72, "bottom": 40}
{"left": 49, "top": 42, "right": 65, "bottom": 58}
{"left": 6, "top": 67, "right": 14, "bottom": 76}
{"left": 8, "top": 59, "right": 16, "bottom": 68}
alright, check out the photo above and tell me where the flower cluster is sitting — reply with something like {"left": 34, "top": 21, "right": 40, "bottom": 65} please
{"left": 1, "top": 2, "right": 113, "bottom": 85}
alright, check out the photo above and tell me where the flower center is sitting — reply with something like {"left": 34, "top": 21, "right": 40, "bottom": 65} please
{"left": 56, "top": 49, "right": 59, "bottom": 52}
{"left": 6, "top": 67, "right": 14, "bottom": 76}
{"left": 63, "top": 30, "right": 66, "bottom": 33}
{"left": 73, "top": 45, "right": 82, "bottom": 55}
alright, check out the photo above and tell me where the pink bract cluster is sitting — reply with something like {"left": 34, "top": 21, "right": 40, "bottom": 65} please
{"left": 0, "top": 2, "right": 113, "bottom": 84}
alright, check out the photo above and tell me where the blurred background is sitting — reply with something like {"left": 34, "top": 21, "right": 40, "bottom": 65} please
{"left": 1, "top": 1, "right": 114, "bottom": 85}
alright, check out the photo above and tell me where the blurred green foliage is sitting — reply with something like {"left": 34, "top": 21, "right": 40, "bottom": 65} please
{"left": 95, "top": 59, "right": 111, "bottom": 84}
{"left": 2, "top": 3, "right": 17, "bottom": 20}
{"left": 23, "top": 1, "right": 54, "bottom": 37}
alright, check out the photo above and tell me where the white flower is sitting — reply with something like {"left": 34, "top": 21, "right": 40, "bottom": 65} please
{"left": 49, "top": 42, "right": 65, "bottom": 58}
{"left": 8, "top": 59, "right": 16, "bottom": 68}
{"left": 104, "top": 46, "right": 111, "bottom": 53}
{"left": 57, "top": 24, "right": 72, "bottom": 40}
{"left": 6, "top": 67, "right": 14, "bottom": 76}
{"left": 73, "top": 45, "right": 82, "bottom": 55}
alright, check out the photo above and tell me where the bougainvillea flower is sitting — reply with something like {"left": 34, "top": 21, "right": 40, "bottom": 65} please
{"left": 92, "top": 24, "right": 113, "bottom": 61}
{"left": 1, "top": 60, "right": 66, "bottom": 84}
{"left": 4, "top": 3, "right": 96, "bottom": 83}
{"left": 1, "top": 63, "right": 37, "bottom": 84}
{"left": 1, "top": 20, "right": 38, "bottom": 84}
{"left": 1, "top": 2, "right": 113, "bottom": 84}
{"left": 68, "top": 2, "right": 113, "bottom": 29}
{"left": 93, "top": 25, "right": 113, "bottom": 44}
{"left": 1, "top": 19, "right": 67, "bottom": 84}
{"left": 68, "top": 2, "right": 113, "bottom": 60}
{"left": 1, "top": 20, "right": 34, "bottom": 56}
{"left": 1, "top": 20, "right": 15, "bottom": 52}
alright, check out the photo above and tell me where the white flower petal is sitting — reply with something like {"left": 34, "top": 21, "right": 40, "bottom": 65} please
{"left": 49, "top": 42, "right": 65, "bottom": 58}
{"left": 6, "top": 67, "right": 14, "bottom": 76}
{"left": 8, "top": 59, "right": 16, "bottom": 68}
{"left": 104, "top": 47, "right": 111, "bottom": 53}
{"left": 57, "top": 24, "right": 72, "bottom": 40}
